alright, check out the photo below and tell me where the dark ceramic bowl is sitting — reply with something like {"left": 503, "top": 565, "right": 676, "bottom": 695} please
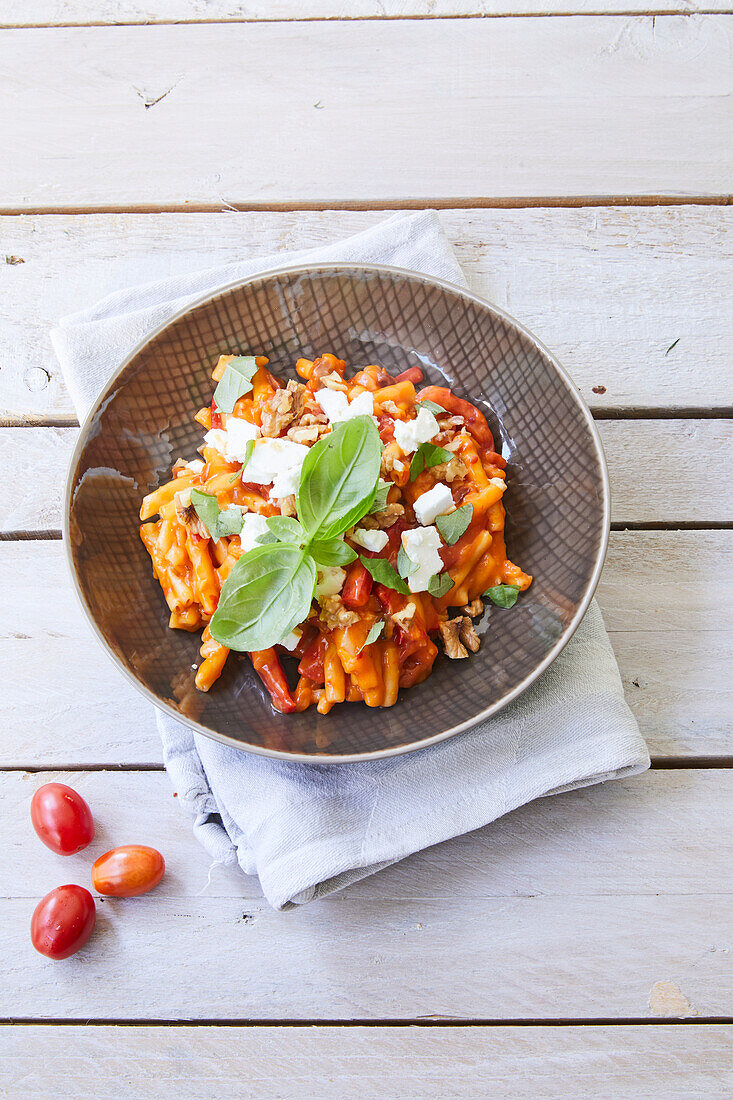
{"left": 65, "top": 264, "right": 609, "bottom": 762}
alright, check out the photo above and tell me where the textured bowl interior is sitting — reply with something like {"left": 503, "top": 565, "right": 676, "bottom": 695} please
{"left": 67, "top": 266, "right": 607, "bottom": 761}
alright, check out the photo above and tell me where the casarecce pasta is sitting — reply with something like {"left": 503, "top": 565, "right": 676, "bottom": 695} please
{"left": 139, "top": 352, "right": 532, "bottom": 715}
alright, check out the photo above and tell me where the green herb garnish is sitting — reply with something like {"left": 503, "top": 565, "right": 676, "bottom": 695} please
{"left": 416, "top": 399, "right": 446, "bottom": 416}
{"left": 356, "top": 620, "right": 385, "bottom": 654}
{"left": 397, "top": 545, "right": 418, "bottom": 578}
{"left": 409, "top": 442, "right": 452, "bottom": 482}
{"left": 427, "top": 572, "right": 455, "bottom": 598}
{"left": 359, "top": 555, "right": 410, "bottom": 595}
{"left": 190, "top": 490, "right": 244, "bottom": 541}
{"left": 213, "top": 356, "right": 259, "bottom": 416}
{"left": 229, "top": 439, "right": 255, "bottom": 483}
{"left": 309, "top": 539, "right": 358, "bottom": 567}
{"left": 484, "top": 584, "right": 520, "bottom": 609}
{"left": 435, "top": 503, "right": 473, "bottom": 545}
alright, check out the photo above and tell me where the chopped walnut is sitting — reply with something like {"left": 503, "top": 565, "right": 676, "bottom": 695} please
{"left": 175, "top": 493, "right": 208, "bottom": 537}
{"left": 429, "top": 456, "right": 467, "bottom": 483}
{"left": 319, "top": 595, "right": 361, "bottom": 630}
{"left": 380, "top": 445, "right": 405, "bottom": 477}
{"left": 287, "top": 424, "right": 322, "bottom": 444}
{"left": 319, "top": 372, "right": 349, "bottom": 393}
{"left": 380, "top": 399, "right": 402, "bottom": 417}
{"left": 439, "top": 619, "right": 469, "bottom": 659}
{"left": 360, "top": 503, "right": 405, "bottom": 530}
{"left": 279, "top": 494, "right": 297, "bottom": 518}
{"left": 391, "top": 602, "right": 417, "bottom": 631}
{"left": 464, "top": 598, "right": 484, "bottom": 617}
{"left": 459, "top": 616, "right": 481, "bottom": 653}
{"left": 260, "top": 380, "right": 305, "bottom": 437}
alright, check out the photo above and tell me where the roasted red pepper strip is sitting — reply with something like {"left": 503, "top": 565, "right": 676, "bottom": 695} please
{"left": 415, "top": 385, "right": 494, "bottom": 451}
{"left": 394, "top": 366, "right": 424, "bottom": 385}
{"left": 249, "top": 648, "right": 296, "bottom": 713}
{"left": 298, "top": 634, "right": 328, "bottom": 684}
{"left": 342, "top": 561, "right": 373, "bottom": 608}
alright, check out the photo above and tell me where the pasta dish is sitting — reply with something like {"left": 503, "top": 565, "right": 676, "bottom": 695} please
{"left": 140, "top": 353, "right": 531, "bottom": 714}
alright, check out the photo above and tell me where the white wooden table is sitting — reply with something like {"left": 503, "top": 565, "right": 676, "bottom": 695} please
{"left": 1, "top": 4, "right": 732, "bottom": 1096}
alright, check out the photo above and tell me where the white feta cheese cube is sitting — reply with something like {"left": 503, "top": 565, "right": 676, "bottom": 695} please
{"left": 315, "top": 565, "right": 346, "bottom": 600}
{"left": 350, "top": 527, "right": 389, "bottom": 553}
{"left": 393, "top": 407, "right": 440, "bottom": 455}
{"left": 185, "top": 459, "right": 205, "bottom": 474}
{"left": 240, "top": 437, "right": 310, "bottom": 499}
{"left": 239, "top": 512, "right": 270, "bottom": 553}
{"left": 413, "top": 483, "right": 454, "bottom": 526}
{"left": 314, "top": 387, "right": 374, "bottom": 424}
{"left": 279, "top": 628, "right": 302, "bottom": 651}
{"left": 203, "top": 427, "right": 228, "bottom": 454}
{"left": 223, "top": 416, "right": 260, "bottom": 461}
{"left": 401, "top": 526, "right": 444, "bottom": 593}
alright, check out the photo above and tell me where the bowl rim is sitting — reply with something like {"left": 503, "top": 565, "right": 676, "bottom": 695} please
{"left": 64, "top": 260, "right": 611, "bottom": 764}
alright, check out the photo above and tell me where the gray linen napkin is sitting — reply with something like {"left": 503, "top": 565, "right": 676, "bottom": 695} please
{"left": 52, "top": 211, "right": 649, "bottom": 910}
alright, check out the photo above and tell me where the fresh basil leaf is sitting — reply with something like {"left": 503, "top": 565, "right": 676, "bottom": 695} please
{"left": 368, "top": 479, "right": 392, "bottom": 514}
{"left": 309, "top": 538, "right": 358, "bottom": 567}
{"left": 356, "top": 620, "right": 385, "bottom": 654}
{"left": 190, "top": 489, "right": 244, "bottom": 540}
{"left": 416, "top": 399, "right": 446, "bottom": 416}
{"left": 484, "top": 583, "right": 520, "bottom": 609}
{"left": 213, "top": 356, "right": 258, "bottom": 415}
{"left": 229, "top": 439, "right": 255, "bottom": 483}
{"left": 297, "top": 415, "right": 381, "bottom": 541}
{"left": 435, "top": 503, "right": 473, "bottom": 545}
{"left": 255, "top": 532, "right": 279, "bottom": 545}
{"left": 359, "top": 555, "right": 410, "bottom": 595}
{"left": 409, "top": 442, "right": 452, "bottom": 482}
{"left": 428, "top": 572, "right": 455, "bottom": 598}
{"left": 266, "top": 516, "right": 305, "bottom": 543}
{"left": 210, "top": 543, "right": 316, "bottom": 651}
{"left": 397, "top": 545, "right": 418, "bottom": 578}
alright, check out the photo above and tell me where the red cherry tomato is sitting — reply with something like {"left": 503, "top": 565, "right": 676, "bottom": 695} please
{"left": 30, "top": 783, "right": 94, "bottom": 855}
{"left": 92, "top": 845, "right": 165, "bottom": 898}
{"left": 31, "top": 885, "right": 96, "bottom": 960}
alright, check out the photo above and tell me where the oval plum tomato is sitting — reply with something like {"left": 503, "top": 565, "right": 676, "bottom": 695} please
{"left": 30, "top": 783, "right": 94, "bottom": 855}
{"left": 92, "top": 845, "right": 165, "bottom": 898}
{"left": 31, "top": 885, "right": 96, "bottom": 960}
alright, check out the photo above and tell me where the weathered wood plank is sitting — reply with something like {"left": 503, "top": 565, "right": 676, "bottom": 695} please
{"left": 2, "top": 1024, "right": 732, "bottom": 1099}
{"left": 0, "top": 531, "right": 730, "bottom": 766}
{"left": 3, "top": 770, "right": 733, "bottom": 1019}
{"left": 2, "top": 18, "right": 730, "bottom": 209}
{"left": 4, "top": 769, "right": 731, "bottom": 900}
{"left": 2, "top": 421, "right": 730, "bottom": 534}
{"left": 6, "top": 0, "right": 733, "bottom": 26}
{"left": 3, "top": 208, "right": 730, "bottom": 422}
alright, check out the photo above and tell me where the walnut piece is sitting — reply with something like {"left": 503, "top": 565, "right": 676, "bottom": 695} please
{"left": 429, "top": 456, "right": 467, "bottom": 483}
{"left": 319, "top": 595, "right": 361, "bottom": 630}
{"left": 391, "top": 602, "right": 417, "bottom": 631}
{"left": 259, "top": 380, "right": 305, "bottom": 438}
{"left": 380, "top": 399, "right": 402, "bottom": 417}
{"left": 287, "top": 424, "right": 322, "bottom": 444}
{"left": 439, "top": 619, "right": 468, "bottom": 659}
{"left": 279, "top": 494, "right": 297, "bottom": 517}
{"left": 459, "top": 616, "right": 481, "bottom": 653}
{"left": 360, "top": 503, "right": 405, "bottom": 530}
{"left": 464, "top": 598, "right": 484, "bottom": 617}
{"left": 319, "top": 372, "right": 349, "bottom": 392}
{"left": 380, "top": 446, "right": 407, "bottom": 477}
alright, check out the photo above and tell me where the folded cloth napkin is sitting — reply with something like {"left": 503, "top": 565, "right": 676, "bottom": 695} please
{"left": 52, "top": 210, "right": 650, "bottom": 910}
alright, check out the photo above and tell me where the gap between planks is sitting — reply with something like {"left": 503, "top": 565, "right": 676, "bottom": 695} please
{"left": 0, "top": 1016, "right": 731, "bottom": 1026}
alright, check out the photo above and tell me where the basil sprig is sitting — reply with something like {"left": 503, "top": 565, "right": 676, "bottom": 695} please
{"left": 416, "top": 399, "right": 445, "bottom": 416}
{"left": 435, "top": 503, "right": 473, "bottom": 545}
{"left": 409, "top": 442, "right": 452, "bottom": 482}
{"left": 356, "top": 620, "right": 385, "bottom": 654}
{"left": 229, "top": 439, "right": 255, "bottom": 483}
{"left": 427, "top": 572, "right": 455, "bottom": 598}
{"left": 213, "top": 356, "right": 259, "bottom": 415}
{"left": 368, "top": 479, "right": 392, "bottom": 514}
{"left": 190, "top": 490, "right": 244, "bottom": 540}
{"left": 210, "top": 417, "right": 385, "bottom": 652}
{"left": 397, "top": 545, "right": 418, "bottom": 578}
{"left": 359, "top": 555, "right": 410, "bottom": 595}
{"left": 484, "top": 584, "right": 520, "bottom": 609}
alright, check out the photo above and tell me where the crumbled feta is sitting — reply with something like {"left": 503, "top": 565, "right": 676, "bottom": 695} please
{"left": 489, "top": 477, "right": 505, "bottom": 490}
{"left": 204, "top": 419, "right": 260, "bottom": 464}
{"left": 279, "top": 628, "right": 302, "bottom": 651}
{"left": 185, "top": 459, "right": 205, "bottom": 474}
{"left": 350, "top": 527, "right": 389, "bottom": 553}
{"left": 315, "top": 565, "right": 346, "bottom": 601}
{"left": 413, "top": 483, "right": 454, "bottom": 526}
{"left": 223, "top": 417, "right": 260, "bottom": 461}
{"left": 393, "top": 459, "right": 406, "bottom": 473}
{"left": 393, "top": 407, "right": 440, "bottom": 455}
{"left": 314, "top": 387, "right": 374, "bottom": 424}
{"left": 240, "top": 438, "right": 310, "bottom": 499}
{"left": 239, "top": 511, "right": 269, "bottom": 553}
{"left": 401, "top": 526, "right": 444, "bottom": 593}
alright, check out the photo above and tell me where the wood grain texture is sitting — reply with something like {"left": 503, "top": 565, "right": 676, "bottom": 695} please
{"left": 2, "top": 420, "right": 730, "bottom": 534}
{"left": 6, "top": 0, "right": 733, "bottom": 23}
{"left": 1, "top": 17, "right": 731, "bottom": 209}
{"left": 1, "top": 531, "right": 730, "bottom": 766}
{"left": 3, "top": 770, "right": 733, "bottom": 1019}
{"left": 2, "top": 1024, "right": 733, "bottom": 1099}
{"left": 3, "top": 208, "right": 731, "bottom": 423}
